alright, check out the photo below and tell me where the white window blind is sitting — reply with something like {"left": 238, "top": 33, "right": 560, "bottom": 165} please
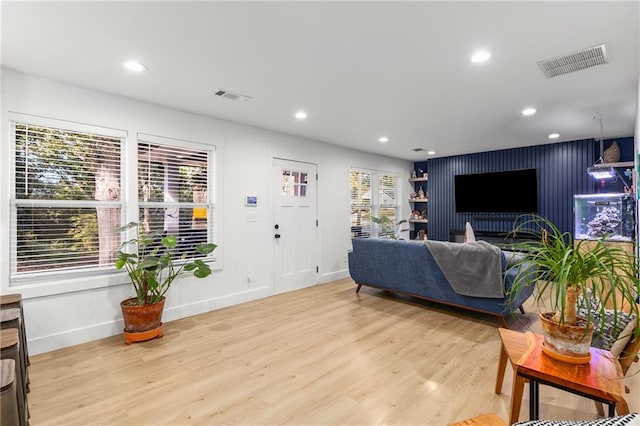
{"left": 349, "top": 169, "right": 372, "bottom": 238}
{"left": 379, "top": 174, "right": 398, "bottom": 237}
{"left": 349, "top": 169, "right": 400, "bottom": 239}
{"left": 137, "top": 138, "right": 215, "bottom": 257}
{"left": 11, "top": 121, "right": 123, "bottom": 277}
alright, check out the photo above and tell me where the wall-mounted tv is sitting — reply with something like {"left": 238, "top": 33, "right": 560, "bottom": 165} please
{"left": 454, "top": 168, "right": 538, "bottom": 213}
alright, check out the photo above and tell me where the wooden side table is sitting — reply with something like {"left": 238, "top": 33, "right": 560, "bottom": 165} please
{"left": 497, "top": 328, "right": 628, "bottom": 422}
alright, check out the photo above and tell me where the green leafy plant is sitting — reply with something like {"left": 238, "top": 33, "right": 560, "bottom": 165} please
{"left": 371, "top": 216, "right": 408, "bottom": 240}
{"left": 115, "top": 222, "right": 217, "bottom": 306}
{"left": 507, "top": 215, "right": 639, "bottom": 337}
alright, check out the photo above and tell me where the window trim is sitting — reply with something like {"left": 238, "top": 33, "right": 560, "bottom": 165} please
{"left": 9, "top": 114, "right": 127, "bottom": 286}
{"left": 349, "top": 167, "right": 400, "bottom": 239}
{"left": 4, "top": 114, "right": 223, "bottom": 299}
{"left": 136, "top": 133, "right": 219, "bottom": 268}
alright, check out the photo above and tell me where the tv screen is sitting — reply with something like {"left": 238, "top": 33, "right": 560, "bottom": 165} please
{"left": 454, "top": 169, "right": 538, "bottom": 213}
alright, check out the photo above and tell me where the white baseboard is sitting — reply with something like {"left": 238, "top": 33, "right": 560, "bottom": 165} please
{"left": 28, "top": 287, "right": 271, "bottom": 355}
{"left": 319, "top": 269, "right": 349, "bottom": 284}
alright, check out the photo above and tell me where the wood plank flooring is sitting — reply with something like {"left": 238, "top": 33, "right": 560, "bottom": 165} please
{"left": 27, "top": 279, "right": 639, "bottom": 425}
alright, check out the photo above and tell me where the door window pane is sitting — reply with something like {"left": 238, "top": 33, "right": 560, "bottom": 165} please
{"left": 282, "top": 169, "right": 308, "bottom": 197}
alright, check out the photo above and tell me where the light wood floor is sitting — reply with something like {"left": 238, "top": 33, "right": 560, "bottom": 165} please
{"left": 27, "top": 279, "right": 639, "bottom": 425}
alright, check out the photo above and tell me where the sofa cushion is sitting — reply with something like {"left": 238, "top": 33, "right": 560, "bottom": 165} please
{"left": 514, "top": 412, "right": 639, "bottom": 425}
{"left": 502, "top": 250, "right": 528, "bottom": 269}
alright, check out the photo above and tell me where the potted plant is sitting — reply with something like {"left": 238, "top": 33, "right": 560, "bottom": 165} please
{"left": 371, "top": 216, "right": 408, "bottom": 240}
{"left": 115, "top": 222, "right": 217, "bottom": 343}
{"left": 507, "top": 215, "right": 640, "bottom": 364}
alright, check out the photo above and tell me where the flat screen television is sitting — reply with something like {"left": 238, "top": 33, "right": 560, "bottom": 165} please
{"left": 454, "top": 168, "right": 538, "bottom": 213}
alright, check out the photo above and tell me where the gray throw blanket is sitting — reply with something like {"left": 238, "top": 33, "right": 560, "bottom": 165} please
{"left": 424, "top": 240, "right": 504, "bottom": 298}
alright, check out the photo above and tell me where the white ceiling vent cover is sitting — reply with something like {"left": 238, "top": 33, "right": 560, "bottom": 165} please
{"left": 537, "top": 44, "right": 608, "bottom": 78}
{"left": 214, "top": 89, "right": 252, "bottom": 102}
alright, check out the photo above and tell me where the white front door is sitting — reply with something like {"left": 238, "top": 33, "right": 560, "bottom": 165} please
{"left": 273, "top": 158, "right": 318, "bottom": 294}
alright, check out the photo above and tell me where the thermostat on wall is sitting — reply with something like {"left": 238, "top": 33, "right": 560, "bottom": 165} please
{"left": 245, "top": 196, "right": 258, "bottom": 206}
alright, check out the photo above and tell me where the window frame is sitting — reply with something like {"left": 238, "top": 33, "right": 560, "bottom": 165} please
{"left": 5, "top": 113, "right": 222, "bottom": 298}
{"left": 349, "top": 168, "right": 373, "bottom": 238}
{"left": 9, "top": 114, "right": 127, "bottom": 289}
{"left": 135, "top": 133, "right": 219, "bottom": 266}
{"left": 349, "top": 167, "right": 400, "bottom": 239}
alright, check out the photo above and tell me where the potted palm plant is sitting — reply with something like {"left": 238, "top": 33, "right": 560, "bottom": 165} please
{"left": 507, "top": 215, "right": 640, "bottom": 364}
{"left": 115, "top": 222, "right": 217, "bottom": 344}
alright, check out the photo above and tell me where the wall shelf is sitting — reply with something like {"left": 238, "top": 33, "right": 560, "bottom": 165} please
{"left": 409, "top": 199, "right": 428, "bottom": 202}
{"left": 409, "top": 177, "right": 428, "bottom": 182}
{"left": 409, "top": 219, "right": 429, "bottom": 223}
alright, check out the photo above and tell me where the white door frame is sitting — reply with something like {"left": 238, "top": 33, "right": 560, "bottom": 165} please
{"left": 272, "top": 157, "right": 319, "bottom": 294}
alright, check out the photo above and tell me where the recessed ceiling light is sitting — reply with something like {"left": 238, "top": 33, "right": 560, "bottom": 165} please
{"left": 378, "top": 136, "right": 389, "bottom": 143}
{"left": 470, "top": 50, "right": 491, "bottom": 63}
{"left": 548, "top": 133, "right": 560, "bottom": 139}
{"left": 427, "top": 151, "right": 436, "bottom": 155}
{"left": 121, "top": 60, "right": 148, "bottom": 72}
{"left": 295, "top": 111, "right": 307, "bottom": 120}
{"left": 522, "top": 107, "right": 537, "bottom": 116}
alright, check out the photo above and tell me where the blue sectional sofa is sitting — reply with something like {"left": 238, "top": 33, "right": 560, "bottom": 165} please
{"left": 347, "top": 238, "right": 536, "bottom": 326}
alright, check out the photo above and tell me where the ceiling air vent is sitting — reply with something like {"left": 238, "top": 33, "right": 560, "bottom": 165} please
{"left": 537, "top": 44, "right": 608, "bottom": 78}
{"left": 214, "top": 89, "right": 252, "bottom": 102}
{"left": 412, "top": 148, "right": 427, "bottom": 152}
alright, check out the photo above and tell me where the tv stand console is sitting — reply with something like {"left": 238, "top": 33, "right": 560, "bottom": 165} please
{"left": 449, "top": 229, "right": 539, "bottom": 246}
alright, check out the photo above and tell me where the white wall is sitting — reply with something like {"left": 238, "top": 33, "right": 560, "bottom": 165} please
{"left": 1, "top": 70, "right": 412, "bottom": 354}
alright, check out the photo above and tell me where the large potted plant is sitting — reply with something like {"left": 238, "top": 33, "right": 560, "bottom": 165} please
{"left": 507, "top": 215, "right": 640, "bottom": 364}
{"left": 115, "top": 222, "right": 217, "bottom": 344}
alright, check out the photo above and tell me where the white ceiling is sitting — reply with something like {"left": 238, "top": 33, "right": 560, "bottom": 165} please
{"left": 2, "top": 1, "right": 638, "bottom": 161}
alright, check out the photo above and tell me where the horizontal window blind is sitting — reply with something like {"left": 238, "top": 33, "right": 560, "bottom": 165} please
{"left": 349, "top": 170, "right": 400, "bottom": 239}
{"left": 349, "top": 169, "right": 372, "bottom": 238}
{"left": 11, "top": 121, "right": 123, "bottom": 276}
{"left": 137, "top": 140, "right": 214, "bottom": 258}
{"left": 379, "top": 174, "right": 398, "bottom": 236}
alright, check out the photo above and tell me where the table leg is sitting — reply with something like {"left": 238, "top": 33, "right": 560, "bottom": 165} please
{"left": 529, "top": 379, "right": 539, "bottom": 420}
{"left": 509, "top": 373, "right": 526, "bottom": 424}
{"left": 495, "top": 343, "right": 507, "bottom": 394}
{"left": 613, "top": 396, "right": 629, "bottom": 415}
{"left": 608, "top": 403, "right": 615, "bottom": 417}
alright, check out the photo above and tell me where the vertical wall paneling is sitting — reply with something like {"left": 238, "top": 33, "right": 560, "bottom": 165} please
{"left": 421, "top": 139, "right": 607, "bottom": 241}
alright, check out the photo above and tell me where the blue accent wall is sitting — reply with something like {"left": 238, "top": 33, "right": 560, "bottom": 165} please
{"left": 424, "top": 139, "right": 602, "bottom": 241}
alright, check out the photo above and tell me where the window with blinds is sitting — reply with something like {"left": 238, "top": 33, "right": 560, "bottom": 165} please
{"left": 349, "top": 169, "right": 399, "bottom": 239}
{"left": 379, "top": 174, "right": 398, "bottom": 237}
{"left": 11, "top": 121, "right": 123, "bottom": 277}
{"left": 137, "top": 138, "right": 214, "bottom": 258}
{"left": 349, "top": 170, "right": 372, "bottom": 238}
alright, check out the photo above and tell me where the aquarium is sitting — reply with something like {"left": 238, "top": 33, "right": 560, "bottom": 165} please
{"left": 574, "top": 193, "right": 635, "bottom": 241}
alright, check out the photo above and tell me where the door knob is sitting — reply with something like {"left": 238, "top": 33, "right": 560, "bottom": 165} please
{"left": 274, "top": 233, "right": 281, "bottom": 239}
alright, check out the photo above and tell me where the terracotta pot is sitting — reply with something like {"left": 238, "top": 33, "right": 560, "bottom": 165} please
{"left": 120, "top": 297, "right": 165, "bottom": 333}
{"left": 539, "top": 312, "right": 594, "bottom": 364}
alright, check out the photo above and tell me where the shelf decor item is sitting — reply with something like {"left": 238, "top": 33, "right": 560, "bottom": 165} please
{"left": 115, "top": 222, "right": 217, "bottom": 344}
{"left": 603, "top": 140, "right": 621, "bottom": 163}
{"left": 506, "top": 215, "right": 640, "bottom": 364}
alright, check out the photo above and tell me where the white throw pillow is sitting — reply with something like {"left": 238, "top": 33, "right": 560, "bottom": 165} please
{"left": 609, "top": 319, "right": 636, "bottom": 358}
{"left": 464, "top": 222, "right": 476, "bottom": 243}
